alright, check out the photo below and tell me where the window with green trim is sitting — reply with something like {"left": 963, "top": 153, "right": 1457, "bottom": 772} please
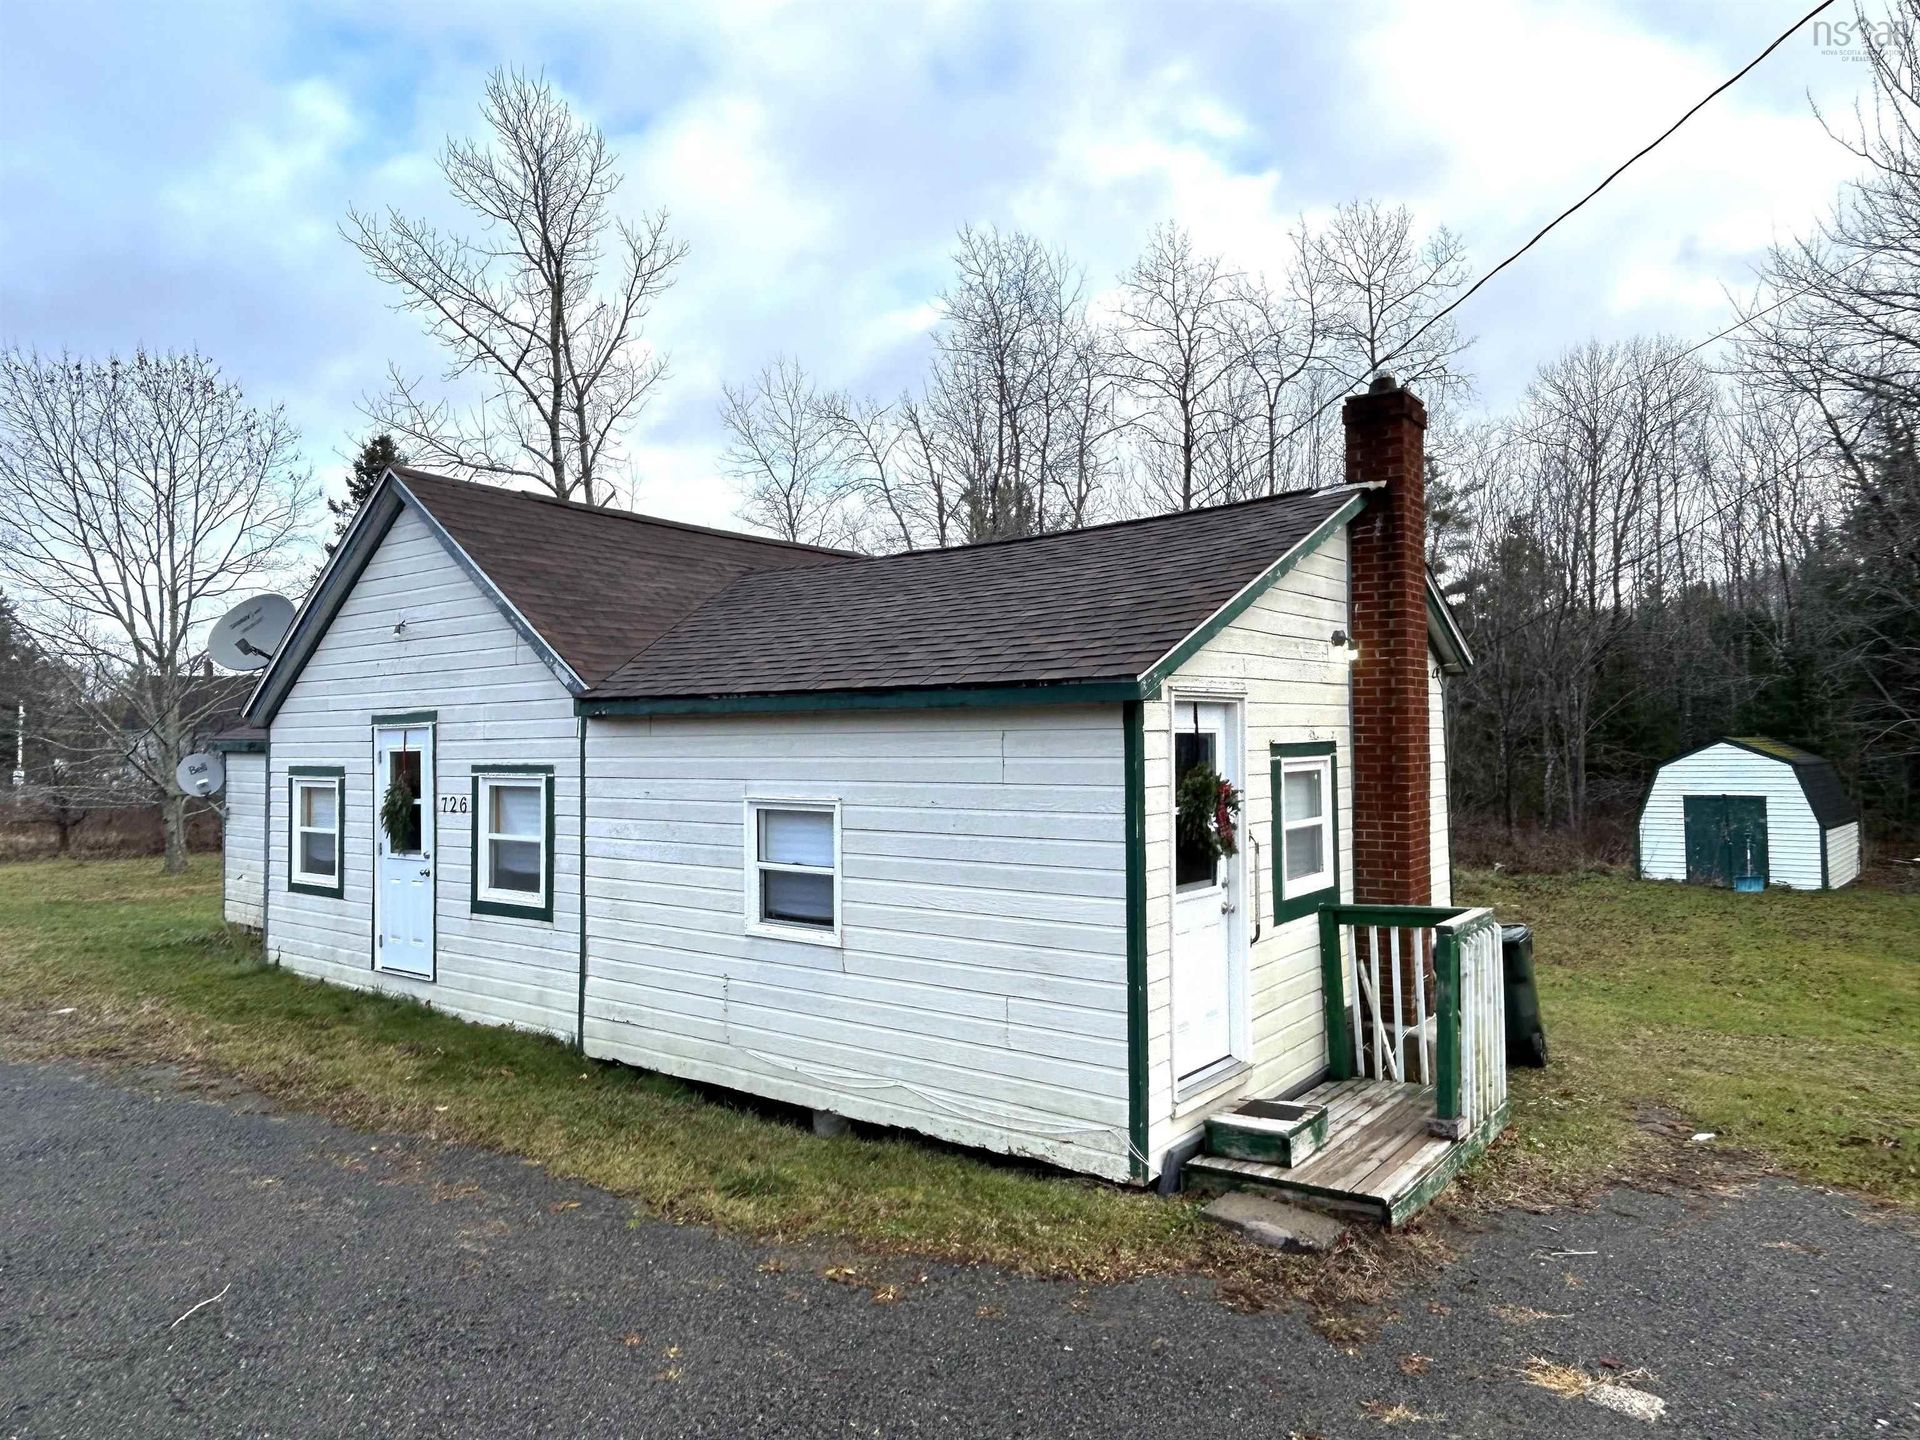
{"left": 288, "top": 768, "right": 345, "bottom": 898}
{"left": 471, "top": 768, "right": 554, "bottom": 920}
{"left": 1271, "top": 743, "right": 1337, "bottom": 922}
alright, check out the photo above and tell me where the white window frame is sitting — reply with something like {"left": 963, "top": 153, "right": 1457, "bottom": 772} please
{"left": 289, "top": 771, "right": 344, "bottom": 895}
{"left": 744, "top": 798, "right": 842, "bottom": 947}
{"left": 474, "top": 770, "right": 552, "bottom": 918}
{"left": 1279, "top": 754, "right": 1335, "bottom": 898}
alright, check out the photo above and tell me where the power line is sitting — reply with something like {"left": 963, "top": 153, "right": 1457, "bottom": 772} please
{"left": 1270, "top": 0, "right": 1848, "bottom": 466}
{"left": 1393, "top": 0, "right": 1838, "bottom": 366}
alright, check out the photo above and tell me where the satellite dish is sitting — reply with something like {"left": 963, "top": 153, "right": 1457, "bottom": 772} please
{"left": 209, "top": 593, "right": 295, "bottom": 672}
{"left": 176, "top": 751, "right": 225, "bottom": 798}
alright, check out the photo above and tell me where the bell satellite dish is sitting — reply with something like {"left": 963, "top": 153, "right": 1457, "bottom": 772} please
{"left": 176, "top": 751, "right": 225, "bottom": 798}
{"left": 209, "top": 593, "right": 294, "bottom": 672}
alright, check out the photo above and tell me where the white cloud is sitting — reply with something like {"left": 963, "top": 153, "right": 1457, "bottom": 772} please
{"left": 0, "top": 0, "right": 1881, "bottom": 531}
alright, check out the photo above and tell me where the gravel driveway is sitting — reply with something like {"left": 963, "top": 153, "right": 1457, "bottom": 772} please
{"left": 2, "top": 1059, "right": 1914, "bottom": 1438}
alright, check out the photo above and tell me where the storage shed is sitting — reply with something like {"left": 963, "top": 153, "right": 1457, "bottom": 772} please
{"left": 1638, "top": 737, "right": 1860, "bottom": 890}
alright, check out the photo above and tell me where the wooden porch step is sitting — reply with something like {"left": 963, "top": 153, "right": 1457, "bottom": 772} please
{"left": 1204, "top": 1098, "right": 1328, "bottom": 1167}
{"left": 1184, "top": 1078, "right": 1507, "bottom": 1227}
{"left": 1185, "top": 1154, "right": 1390, "bottom": 1223}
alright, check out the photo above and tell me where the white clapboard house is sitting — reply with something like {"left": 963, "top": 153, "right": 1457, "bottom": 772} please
{"left": 1637, "top": 736, "right": 1861, "bottom": 890}
{"left": 215, "top": 378, "right": 1509, "bottom": 1223}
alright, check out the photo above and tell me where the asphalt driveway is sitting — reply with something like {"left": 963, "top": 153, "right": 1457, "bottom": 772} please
{"left": 1, "top": 1059, "right": 1914, "bottom": 1438}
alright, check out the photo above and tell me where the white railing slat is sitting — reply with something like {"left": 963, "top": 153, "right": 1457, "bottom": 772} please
{"left": 1331, "top": 908, "right": 1507, "bottom": 1134}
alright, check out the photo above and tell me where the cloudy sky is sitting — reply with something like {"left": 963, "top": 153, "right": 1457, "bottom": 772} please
{"left": 0, "top": 0, "right": 1886, "bottom": 533}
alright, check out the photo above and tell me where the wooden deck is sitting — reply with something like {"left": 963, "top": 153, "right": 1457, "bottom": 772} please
{"left": 1185, "top": 1077, "right": 1502, "bottom": 1226}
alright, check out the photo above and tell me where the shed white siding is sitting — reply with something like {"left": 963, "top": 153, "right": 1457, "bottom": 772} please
{"left": 1639, "top": 743, "right": 1823, "bottom": 889}
{"left": 1430, "top": 660, "right": 1451, "bottom": 906}
{"left": 264, "top": 506, "right": 582, "bottom": 1037}
{"left": 1144, "top": 530, "right": 1354, "bottom": 1168}
{"left": 1826, "top": 821, "right": 1862, "bottom": 888}
{"left": 582, "top": 706, "right": 1131, "bottom": 1180}
{"left": 221, "top": 751, "right": 264, "bottom": 929}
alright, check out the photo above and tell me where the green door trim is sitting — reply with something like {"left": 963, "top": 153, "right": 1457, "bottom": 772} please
{"left": 1122, "top": 699, "right": 1149, "bottom": 1184}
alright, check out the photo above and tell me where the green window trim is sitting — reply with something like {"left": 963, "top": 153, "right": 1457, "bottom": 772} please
{"left": 286, "top": 765, "right": 346, "bottom": 899}
{"left": 469, "top": 765, "right": 556, "bottom": 922}
{"left": 1270, "top": 742, "right": 1339, "bottom": 924}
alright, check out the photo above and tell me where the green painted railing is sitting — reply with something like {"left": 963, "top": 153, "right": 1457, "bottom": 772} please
{"left": 1319, "top": 902, "right": 1508, "bottom": 1139}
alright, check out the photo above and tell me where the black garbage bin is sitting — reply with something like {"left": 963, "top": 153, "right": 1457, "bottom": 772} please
{"left": 1501, "top": 924, "right": 1548, "bottom": 1068}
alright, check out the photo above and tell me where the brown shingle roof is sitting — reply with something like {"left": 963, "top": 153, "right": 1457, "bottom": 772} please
{"left": 392, "top": 468, "right": 853, "bottom": 686}
{"left": 586, "top": 487, "right": 1359, "bottom": 700}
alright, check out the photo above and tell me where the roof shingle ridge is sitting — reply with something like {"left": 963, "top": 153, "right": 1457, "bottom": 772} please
{"left": 388, "top": 466, "right": 862, "bottom": 560}
{"left": 878, "top": 482, "right": 1366, "bottom": 559}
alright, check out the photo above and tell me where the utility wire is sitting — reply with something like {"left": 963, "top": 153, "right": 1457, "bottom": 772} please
{"left": 1267, "top": 0, "right": 1850, "bottom": 476}
{"left": 1392, "top": 0, "right": 1838, "bottom": 367}
{"left": 1272, "top": 0, "right": 1846, "bottom": 466}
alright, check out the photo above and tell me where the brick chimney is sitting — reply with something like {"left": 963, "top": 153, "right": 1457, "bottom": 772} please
{"left": 1343, "top": 375, "right": 1430, "bottom": 906}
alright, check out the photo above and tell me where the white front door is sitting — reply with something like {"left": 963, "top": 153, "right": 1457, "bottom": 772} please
{"left": 1170, "top": 699, "right": 1241, "bottom": 1082}
{"left": 373, "top": 723, "right": 435, "bottom": 977}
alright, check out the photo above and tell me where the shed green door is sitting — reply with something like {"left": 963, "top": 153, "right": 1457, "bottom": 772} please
{"left": 1683, "top": 796, "right": 1769, "bottom": 888}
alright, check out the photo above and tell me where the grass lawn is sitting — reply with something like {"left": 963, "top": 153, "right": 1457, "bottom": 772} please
{"left": 1459, "top": 869, "right": 1919, "bottom": 1210}
{"left": 0, "top": 857, "right": 1913, "bottom": 1291}
{"left": 0, "top": 859, "right": 1258, "bottom": 1287}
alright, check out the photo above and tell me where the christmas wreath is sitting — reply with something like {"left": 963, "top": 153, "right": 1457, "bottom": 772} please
{"left": 1176, "top": 762, "right": 1241, "bottom": 863}
{"left": 380, "top": 773, "right": 417, "bottom": 851}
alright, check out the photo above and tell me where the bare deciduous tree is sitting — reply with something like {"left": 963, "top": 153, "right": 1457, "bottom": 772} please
{"left": 1309, "top": 199, "right": 1472, "bottom": 398}
{"left": 720, "top": 357, "right": 854, "bottom": 547}
{"left": 346, "top": 68, "right": 686, "bottom": 507}
{"left": 1116, "top": 223, "right": 1244, "bottom": 511}
{"left": 0, "top": 349, "right": 316, "bottom": 872}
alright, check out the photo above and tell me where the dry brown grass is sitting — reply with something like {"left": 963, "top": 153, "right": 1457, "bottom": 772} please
{"left": 0, "top": 858, "right": 1458, "bottom": 1327}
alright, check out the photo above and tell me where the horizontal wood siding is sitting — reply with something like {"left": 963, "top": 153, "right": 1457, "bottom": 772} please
{"left": 1639, "top": 743, "right": 1822, "bottom": 888}
{"left": 1429, "top": 663, "right": 1451, "bottom": 906}
{"left": 264, "top": 506, "right": 581, "bottom": 1036}
{"left": 582, "top": 707, "right": 1131, "bottom": 1180}
{"left": 1826, "top": 822, "right": 1862, "bottom": 888}
{"left": 222, "top": 752, "right": 264, "bottom": 929}
{"left": 1145, "top": 529, "right": 1353, "bottom": 1171}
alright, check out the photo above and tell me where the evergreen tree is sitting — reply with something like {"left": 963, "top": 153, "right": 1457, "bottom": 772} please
{"left": 328, "top": 434, "right": 405, "bottom": 554}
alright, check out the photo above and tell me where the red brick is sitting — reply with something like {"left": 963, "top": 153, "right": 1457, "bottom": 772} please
{"left": 1343, "top": 381, "right": 1430, "bottom": 908}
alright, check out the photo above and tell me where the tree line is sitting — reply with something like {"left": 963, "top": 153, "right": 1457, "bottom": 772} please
{"left": 3, "top": 17, "right": 1915, "bottom": 868}
{"left": 1443, "top": 12, "right": 1919, "bottom": 844}
{"left": 719, "top": 206, "right": 1471, "bottom": 550}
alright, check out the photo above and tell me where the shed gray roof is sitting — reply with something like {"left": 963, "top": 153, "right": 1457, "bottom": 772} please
{"left": 1662, "top": 736, "right": 1859, "bottom": 829}
{"left": 584, "top": 487, "right": 1361, "bottom": 700}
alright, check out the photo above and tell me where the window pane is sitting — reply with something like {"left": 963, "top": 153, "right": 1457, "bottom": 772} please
{"left": 762, "top": 868, "right": 833, "bottom": 927}
{"left": 760, "top": 808, "right": 832, "bottom": 867}
{"left": 390, "top": 749, "right": 421, "bottom": 796}
{"left": 1173, "top": 731, "right": 1215, "bottom": 775}
{"left": 1283, "top": 766, "right": 1323, "bottom": 822}
{"left": 490, "top": 782, "right": 542, "bottom": 838}
{"left": 1285, "top": 822, "right": 1324, "bottom": 883}
{"left": 302, "top": 783, "right": 336, "bottom": 829}
{"left": 300, "top": 830, "right": 337, "bottom": 878}
{"left": 1174, "top": 732, "right": 1220, "bottom": 890}
{"left": 488, "top": 837, "right": 542, "bottom": 894}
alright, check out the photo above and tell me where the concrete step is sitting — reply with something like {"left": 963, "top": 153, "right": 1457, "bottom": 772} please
{"left": 1201, "top": 1189, "right": 1350, "bottom": 1253}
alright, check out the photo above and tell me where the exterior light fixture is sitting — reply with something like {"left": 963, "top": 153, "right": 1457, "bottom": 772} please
{"left": 1329, "top": 629, "right": 1361, "bottom": 664}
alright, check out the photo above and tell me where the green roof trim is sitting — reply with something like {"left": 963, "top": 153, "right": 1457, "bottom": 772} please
{"left": 1137, "top": 494, "right": 1365, "bottom": 697}
{"left": 577, "top": 679, "right": 1143, "bottom": 719}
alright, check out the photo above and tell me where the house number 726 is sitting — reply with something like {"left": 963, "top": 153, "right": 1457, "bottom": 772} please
{"left": 440, "top": 794, "right": 469, "bottom": 814}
